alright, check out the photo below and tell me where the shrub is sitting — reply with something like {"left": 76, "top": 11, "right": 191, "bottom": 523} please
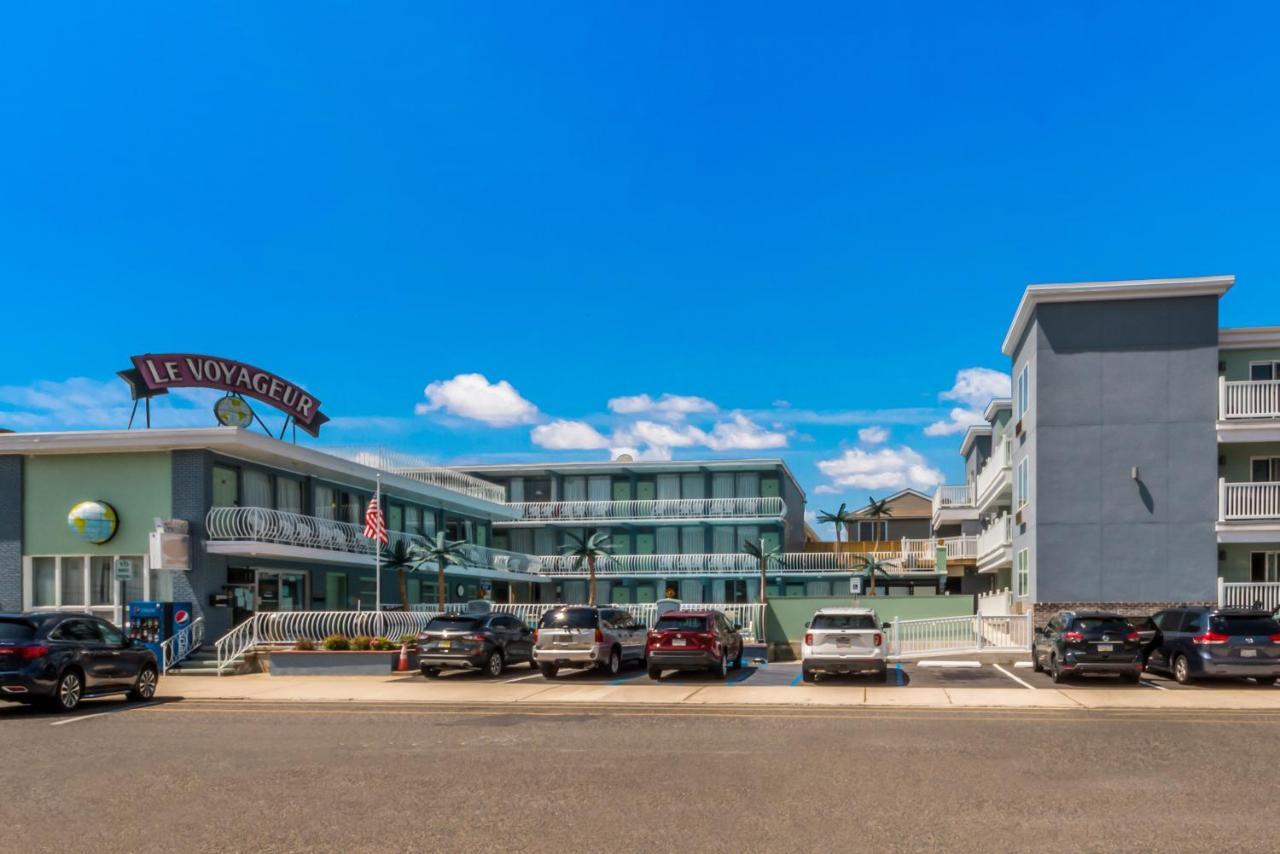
{"left": 322, "top": 634, "right": 350, "bottom": 651}
{"left": 397, "top": 633, "right": 418, "bottom": 650}
{"left": 349, "top": 635, "right": 373, "bottom": 651}
{"left": 295, "top": 638, "right": 317, "bottom": 651}
{"left": 370, "top": 637, "right": 395, "bottom": 651}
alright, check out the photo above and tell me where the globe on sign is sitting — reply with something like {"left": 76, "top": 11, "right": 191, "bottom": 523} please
{"left": 215, "top": 395, "right": 254, "bottom": 428}
{"left": 67, "top": 500, "right": 119, "bottom": 545}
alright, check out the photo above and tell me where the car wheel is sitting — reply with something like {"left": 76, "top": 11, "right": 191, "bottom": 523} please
{"left": 648, "top": 666, "right": 662, "bottom": 681}
{"left": 1030, "top": 649, "right": 1043, "bottom": 673}
{"left": 802, "top": 668, "right": 816, "bottom": 684}
{"left": 730, "top": 643, "right": 743, "bottom": 670}
{"left": 1050, "top": 654, "right": 1068, "bottom": 684}
{"left": 603, "top": 647, "right": 621, "bottom": 677}
{"left": 713, "top": 652, "right": 728, "bottom": 680}
{"left": 876, "top": 668, "right": 889, "bottom": 684}
{"left": 53, "top": 670, "right": 83, "bottom": 713}
{"left": 1173, "top": 655, "right": 1192, "bottom": 685}
{"left": 529, "top": 656, "right": 541, "bottom": 670}
{"left": 539, "top": 663, "right": 558, "bottom": 679}
{"left": 128, "top": 665, "right": 159, "bottom": 701}
{"left": 1256, "top": 676, "right": 1278, "bottom": 686}
{"left": 422, "top": 668, "right": 441, "bottom": 679}
{"left": 485, "top": 650, "right": 504, "bottom": 678}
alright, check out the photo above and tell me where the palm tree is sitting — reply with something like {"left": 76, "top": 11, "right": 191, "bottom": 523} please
{"left": 816, "top": 502, "right": 857, "bottom": 558}
{"left": 413, "top": 532, "right": 472, "bottom": 611}
{"left": 381, "top": 538, "right": 417, "bottom": 607}
{"left": 862, "top": 495, "right": 894, "bottom": 551}
{"left": 856, "top": 553, "right": 895, "bottom": 597}
{"left": 742, "top": 538, "right": 784, "bottom": 604}
{"left": 560, "top": 530, "right": 613, "bottom": 605}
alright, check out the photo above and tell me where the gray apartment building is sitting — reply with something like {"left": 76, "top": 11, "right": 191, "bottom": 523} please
{"left": 933, "top": 275, "right": 1280, "bottom": 621}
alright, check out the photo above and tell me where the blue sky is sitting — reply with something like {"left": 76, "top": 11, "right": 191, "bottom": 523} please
{"left": 2, "top": 3, "right": 1278, "bottom": 527}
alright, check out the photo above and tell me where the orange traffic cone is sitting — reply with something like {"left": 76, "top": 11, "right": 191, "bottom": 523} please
{"left": 396, "top": 642, "right": 410, "bottom": 672}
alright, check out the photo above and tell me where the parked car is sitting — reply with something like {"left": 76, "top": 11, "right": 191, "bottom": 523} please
{"left": 418, "top": 611, "right": 537, "bottom": 678}
{"left": 645, "top": 610, "right": 744, "bottom": 680}
{"left": 1143, "top": 607, "right": 1280, "bottom": 685}
{"left": 0, "top": 612, "right": 160, "bottom": 712}
{"left": 800, "top": 607, "right": 888, "bottom": 683}
{"left": 1031, "top": 610, "right": 1143, "bottom": 683}
{"left": 533, "top": 606, "right": 647, "bottom": 678}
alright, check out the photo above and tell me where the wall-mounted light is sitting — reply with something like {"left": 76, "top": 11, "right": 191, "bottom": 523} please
{"left": 1131, "top": 466, "right": 1140, "bottom": 481}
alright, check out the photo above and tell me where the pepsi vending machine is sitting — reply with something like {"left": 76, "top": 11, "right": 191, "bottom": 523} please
{"left": 127, "top": 601, "right": 194, "bottom": 665}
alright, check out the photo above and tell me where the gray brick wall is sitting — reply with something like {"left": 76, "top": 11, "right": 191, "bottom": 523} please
{"left": 0, "top": 456, "right": 21, "bottom": 610}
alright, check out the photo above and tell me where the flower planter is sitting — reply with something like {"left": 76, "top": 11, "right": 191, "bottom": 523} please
{"left": 267, "top": 649, "right": 419, "bottom": 676}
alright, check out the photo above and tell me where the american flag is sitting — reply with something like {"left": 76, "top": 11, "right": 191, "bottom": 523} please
{"left": 363, "top": 495, "right": 388, "bottom": 544}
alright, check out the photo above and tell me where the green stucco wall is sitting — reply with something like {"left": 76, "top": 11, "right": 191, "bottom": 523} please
{"left": 765, "top": 594, "right": 975, "bottom": 647}
{"left": 24, "top": 453, "right": 172, "bottom": 555}
{"left": 1220, "top": 348, "right": 1280, "bottom": 382}
{"left": 1220, "top": 443, "right": 1280, "bottom": 483}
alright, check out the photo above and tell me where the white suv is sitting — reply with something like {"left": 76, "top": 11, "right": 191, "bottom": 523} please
{"left": 801, "top": 607, "right": 888, "bottom": 683}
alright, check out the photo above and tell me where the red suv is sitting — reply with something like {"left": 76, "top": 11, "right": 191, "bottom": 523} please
{"left": 646, "top": 610, "right": 744, "bottom": 680}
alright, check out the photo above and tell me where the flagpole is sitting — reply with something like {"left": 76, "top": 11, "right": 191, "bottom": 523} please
{"left": 374, "top": 473, "right": 382, "bottom": 638}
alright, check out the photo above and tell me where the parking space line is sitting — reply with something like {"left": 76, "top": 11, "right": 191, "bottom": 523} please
{"left": 993, "top": 663, "right": 1036, "bottom": 690}
{"left": 502, "top": 672, "right": 545, "bottom": 684}
{"left": 790, "top": 673, "right": 803, "bottom": 686}
{"left": 1013, "top": 662, "right": 1033, "bottom": 669}
{"left": 894, "top": 663, "right": 905, "bottom": 687}
{"left": 918, "top": 660, "right": 982, "bottom": 669}
{"left": 1140, "top": 679, "right": 1169, "bottom": 691}
{"left": 50, "top": 702, "right": 155, "bottom": 727}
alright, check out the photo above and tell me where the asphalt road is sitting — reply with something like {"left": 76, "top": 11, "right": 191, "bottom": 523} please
{"left": 3, "top": 699, "right": 1279, "bottom": 854}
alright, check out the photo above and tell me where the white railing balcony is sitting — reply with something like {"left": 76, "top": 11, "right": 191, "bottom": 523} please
{"left": 390, "top": 467, "right": 507, "bottom": 504}
{"left": 499, "top": 496, "right": 786, "bottom": 525}
{"left": 931, "top": 484, "right": 976, "bottom": 518}
{"left": 1219, "top": 480, "right": 1280, "bottom": 521}
{"left": 1220, "top": 377, "right": 1280, "bottom": 421}
{"left": 901, "top": 536, "right": 977, "bottom": 566}
{"left": 204, "top": 507, "right": 545, "bottom": 576}
{"left": 974, "top": 446, "right": 1012, "bottom": 508}
{"left": 977, "top": 514, "right": 1014, "bottom": 561}
{"left": 533, "top": 551, "right": 937, "bottom": 577}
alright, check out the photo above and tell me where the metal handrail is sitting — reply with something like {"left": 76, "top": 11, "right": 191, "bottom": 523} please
{"left": 532, "top": 551, "right": 939, "bottom": 577}
{"left": 390, "top": 467, "right": 507, "bottom": 504}
{"left": 161, "top": 617, "right": 204, "bottom": 672}
{"left": 501, "top": 496, "right": 786, "bottom": 524}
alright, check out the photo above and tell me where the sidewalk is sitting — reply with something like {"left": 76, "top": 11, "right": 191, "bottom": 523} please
{"left": 157, "top": 674, "right": 1280, "bottom": 711}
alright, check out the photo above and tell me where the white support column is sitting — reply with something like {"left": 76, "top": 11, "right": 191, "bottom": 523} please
{"left": 1217, "top": 575, "right": 1226, "bottom": 607}
{"left": 1218, "top": 477, "right": 1227, "bottom": 522}
{"left": 1218, "top": 375, "right": 1227, "bottom": 421}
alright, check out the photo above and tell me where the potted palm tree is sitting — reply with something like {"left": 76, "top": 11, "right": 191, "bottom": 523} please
{"left": 560, "top": 530, "right": 613, "bottom": 605}
{"left": 816, "top": 502, "right": 857, "bottom": 563}
{"left": 742, "top": 538, "right": 783, "bottom": 604}
{"left": 862, "top": 495, "right": 894, "bottom": 552}
{"left": 856, "top": 553, "right": 894, "bottom": 597}
{"left": 413, "top": 532, "right": 472, "bottom": 611}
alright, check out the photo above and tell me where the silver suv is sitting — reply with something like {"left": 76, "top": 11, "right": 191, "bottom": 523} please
{"left": 533, "top": 606, "right": 647, "bottom": 678}
{"left": 801, "top": 607, "right": 889, "bottom": 683}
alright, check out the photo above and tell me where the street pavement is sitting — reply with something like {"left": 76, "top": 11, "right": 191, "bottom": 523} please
{"left": 2, "top": 698, "right": 1278, "bottom": 853}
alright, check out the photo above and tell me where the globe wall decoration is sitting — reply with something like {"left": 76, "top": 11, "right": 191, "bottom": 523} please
{"left": 67, "top": 500, "right": 119, "bottom": 545}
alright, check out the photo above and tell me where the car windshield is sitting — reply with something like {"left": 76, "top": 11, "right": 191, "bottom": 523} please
{"left": 1072, "top": 618, "right": 1131, "bottom": 633}
{"left": 425, "top": 616, "right": 482, "bottom": 632}
{"left": 655, "top": 616, "right": 709, "bottom": 632}
{"left": 812, "top": 614, "right": 877, "bottom": 630}
{"left": 1211, "top": 615, "right": 1280, "bottom": 636}
{"left": 0, "top": 619, "right": 35, "bottom": 641}
{"left": 539, "top": 609, "right": 598, "bottom": 630}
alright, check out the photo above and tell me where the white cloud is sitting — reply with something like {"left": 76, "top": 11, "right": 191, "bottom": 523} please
{"left": 607, "top": 393, "right": 717, "bottom": 420}
{"left": 704, "top": 413, "right": 788, "bottom": 451}
{"left": 858, "top": 425, "right": 889, "bottom": 445}
{"left": 924, "top": 367, "right": 1010, "bottom": 436}
{"left": 530, "top": 419, "right": 610, "bottom": 450}
{"left": 816, "top": 446, "right": 944, "bottom": 492}
{"left": 606, "top": 411, "right": 788, "bottom": 458}
{"left": 609, "top": 444, "right": 672, "bottom": 462}
{"left": 613, "top": 420, "right": 704, "bottom": 449}
{"left": 0, "top": 377, "right": 220, "bottom": 431}
{"left": 415, "top": 373, "right": 538, "bottom": 427}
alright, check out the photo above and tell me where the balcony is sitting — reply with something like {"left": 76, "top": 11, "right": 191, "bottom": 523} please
{"left": 1217, "top": 480, "right": 1280, "bottom": 543}
{"left": 204, "top": 507, "right": 543, "bottom": 579}
{"left": 496, "top": 496, "right": 786, "bottom": 527}
{"left": 974, "top": 441, "right": 1012, "bottom": 512}
{"left": 931, "top": 484, "right": 978, "bottom": 526}
{"left": 534, "top": 550, "right": 941, "bottom": 578}
{"left": 389, "top": 467, "right": 507, "bottom": 504}
{"left": 976, "top": 514, "right": 1013, "bottom": 573}
{"left": 1218, "top": 379, "right": 1280, "bottom": 443}
{"left": 902, "top": 536, "right": 978, "bottom": 568}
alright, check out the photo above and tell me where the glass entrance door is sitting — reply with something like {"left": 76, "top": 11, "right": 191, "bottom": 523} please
{"left": 256, "top": 570, "right": 308, "bottom": 612}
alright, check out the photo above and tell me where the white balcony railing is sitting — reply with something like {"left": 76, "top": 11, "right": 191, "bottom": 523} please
{"left": 974, "top": 443, "right": 1012, "bottom": 506}
{"left": 1220, "top": 378, "right": 1280, "bottom": 420}
{"left": 500, "top": 496, "right": 785, "bottom": 525}
{"left": 1219, "top": 480, "right": 1280, "bottom": 521}
{"left": 931, "top": 484, "right": 976, "bottom": 517}
{"left": 204, "top": 507, "right": 544, "bottom": 575}
{"left": 977, "top": 514, "right": 1013, "bottom": 562}
{"left": 390, "top": 467, "right": 507, "bottom": 504}
{"left": 901, "top": 536, "right": 978, "bottom": 565}
{"left": 534, "top": 551, "right": 938, "bottom": 578}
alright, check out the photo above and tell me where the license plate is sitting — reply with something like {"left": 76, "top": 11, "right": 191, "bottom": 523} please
{"left": 438, "top": 640, "right": 450, "bottom": 650}
{"left": 1096, "top": 644, "right": 1113, "bottom": 653}
{"left": 1241, "top": 649, "right": 1258, "bottom": 658}
{"left": 672, "top": 638, "right": 687, "bottom": 647}
{"left": 837, "top": 637, "right": 852, "bottom": 645}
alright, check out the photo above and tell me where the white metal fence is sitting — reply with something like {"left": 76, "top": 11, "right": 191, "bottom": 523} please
{"left": 887, "top": 613, "right": 1032, "bottom": 658}
{"left": 1219, "top": 579, "right": 1280, "bottom": 611}
{"left": 502, "top": 496, "right": 785, "bottom": 524}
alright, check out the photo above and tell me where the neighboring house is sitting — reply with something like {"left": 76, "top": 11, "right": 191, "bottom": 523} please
{"left": 844, "top": 488, "right": 934, "bottom": 546}
{"left": 931, "top": 274, "right": 1280, "bottom": 621}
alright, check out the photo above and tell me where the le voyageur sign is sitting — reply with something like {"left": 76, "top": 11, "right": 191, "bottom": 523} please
{"left": 119, "top": 353, "right": 330, "bottom": 436}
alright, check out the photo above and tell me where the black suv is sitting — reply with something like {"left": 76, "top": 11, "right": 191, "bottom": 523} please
{"left": 1032, "top": 610, "right": 1143, "bottom": 683}
{"left": 0, "top": 612, "right": 161, "bottom": 712}
{"left": 418, "top": 612, "right": 537, "bottom": 678}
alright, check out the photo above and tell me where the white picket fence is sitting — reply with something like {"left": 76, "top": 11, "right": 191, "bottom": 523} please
{"left": 1218, "top": 579, "right": 1280, "bottom": 612}
{"left": 886, "top": 614, "right": 1033, "bottom": 659}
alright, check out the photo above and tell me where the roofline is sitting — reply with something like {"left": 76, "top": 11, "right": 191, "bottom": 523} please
{"left": 454, "top": 457, "right": 807, "bottom": 500}
{"left": 1001, "top": 275, "right": 1235, "bottom": 357}
{"left": 1219, "top": 326, "right": 1280, "bottom": 350}
{"left": 851, "top": 487, "right": 932, "bottom": 517}
{"left": 982, "top": 398, "right": 1012, "bottom": 421}
{"left": 0, "top": 428, "right": 517, "bottom": 519}
{"left": 959, "top": 424, "right": 993, "bottom": 458}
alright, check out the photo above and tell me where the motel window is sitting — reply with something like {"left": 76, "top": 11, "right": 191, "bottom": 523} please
{"left": 90, "top": 557, "right": 113, "bottom": 606}
{"left": 276, "top": 477, "right": 303, "bottom": 514}
{"left": 60, "top": 557, "right": 86, "bottom": 606}
{"left": 243, "top": 470, "right": 272, "bottom": 508}
{"left": 341, "top": 492, "right": 363, "bottom": 525}
{"left": 31, "top": 557, "right": 56, "bottom": 607}
{"left": 1016, "top": 459, "right": 1029, "bottom": 508}
{"left": 1017, "top": 364, "right": 1029, "bottom": 418}
{"left": 1251, "top": 553, "right": 1280, "bottom": 583}
{"left": 387, "top": 504, "right": 404, "bottom": 533}
{"left": 314, "top": 485, "right": 336, "bottom": 520}
{"left": 405, "top": 506, "right": 421, "bottom": 536}
{"left": 25, "top": 554, "right": 152, "bottom": 624}
{"left": 1016, "top": 549, "right": 1030, "bottom": 598}
{"left": 855, "top": 521, "right": 888, "bottom": 542}
{"left": 735, "top": 473, "right": 760, "bottom": 498}
{"left": 1251, "top": 458, "right": 1280, "bottom": 483}
{"left": 525, "top": 478, "right": 552, "bottom": 502}
{"left": 1249, "top": 361, "right": 1280, "bottom": 381}
{"left": 212, "top": 465, "right": 239, "bottom": 507}
{"left": 711, "top": 473, "right": 735, "bottom": 499}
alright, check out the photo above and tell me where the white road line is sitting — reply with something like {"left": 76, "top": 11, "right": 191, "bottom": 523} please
{"left": 1140, "top": 679, "right": 1169, "bottom": 691}
{"left": 993, "top": 663, "right": 1037, "bottom": 690}
{"left": 502, "top": 672, "right": 546, "bottom": 683}
{"left": 917, "top": 660, "right": 981, "bottom": 669}
{"left": 50, "top": 702, "right": 153, "bottom": 727}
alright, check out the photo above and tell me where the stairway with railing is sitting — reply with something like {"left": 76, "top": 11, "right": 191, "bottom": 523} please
{"left": 161, "top": 617, "right": 204, "bottom": 672}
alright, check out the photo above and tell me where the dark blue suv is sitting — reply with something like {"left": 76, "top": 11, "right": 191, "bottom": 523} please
{"left": 1144, "top": 607, "right": 1280, "bottom": 685}
{"left": 0, "top": 613, "right": 160, "bottom": 712}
